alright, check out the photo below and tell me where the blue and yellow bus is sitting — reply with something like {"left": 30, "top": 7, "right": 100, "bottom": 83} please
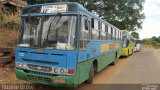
{"left": 16, "top": 2, "right": 123, "bottom": 87}
{"left": 121, "top": 30, "right": 135, "bottom": 57}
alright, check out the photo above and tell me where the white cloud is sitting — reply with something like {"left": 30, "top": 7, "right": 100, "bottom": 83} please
{"left": 139, "top": 0, "right": 160, "bottom": 39}
{"left": 144, "top": 3, "right": 160, "bottom": 18}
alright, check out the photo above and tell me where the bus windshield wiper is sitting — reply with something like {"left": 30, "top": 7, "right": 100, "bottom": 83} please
{"left": 28, "top": 14, "right": 34, "bottom": 47}
{"left": 38, "top": 16, "right": 45, "bottom": 48}
{"left": 44, "top": 13, "right": 62, "bottom": 47}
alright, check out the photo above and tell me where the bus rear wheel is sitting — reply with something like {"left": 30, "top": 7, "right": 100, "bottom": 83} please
{"left": 86, "top": 64, "right": 94, "bottom": 83}
{"left": 111, "top": 53, "right": 117, "bottom": 66}
{"left": 126, "top": 50, "right": 129, "bottom": 57}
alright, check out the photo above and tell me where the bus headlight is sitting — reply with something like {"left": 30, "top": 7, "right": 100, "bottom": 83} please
{"left": 51, "top": 68, "right": 68, "bottom": 75}
{"left": 60, "top": 69, "right": 65, "bottom": 74}
{"left": 17, "top": 63, "right": 22, "bottom": 67}
{"left": 54, "top": 68, "right": 59, "bottom": 74}
{"left": 16, "top": 62, "right": 28, "bottom": 69}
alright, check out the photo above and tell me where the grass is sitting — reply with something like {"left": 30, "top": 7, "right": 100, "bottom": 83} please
{"left": 142, "top": 38, "right": 160, "bottom": 49}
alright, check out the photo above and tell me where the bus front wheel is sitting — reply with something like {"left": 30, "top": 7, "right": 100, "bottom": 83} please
{"left": 111, "top": 53, "right": 117, "bottom": 66}
{"left": 127, "top": 50, "right": 129, "bottom": 57}
{"left": 86, "top": 64, "right": 94, "bottom": 83}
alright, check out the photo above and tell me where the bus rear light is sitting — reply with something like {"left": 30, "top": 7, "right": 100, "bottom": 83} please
{"left": 52, "top": 78, "right": 65, "bottom": 83}
{"left": 68, "top": 69, "right": 74, "bottom": 74}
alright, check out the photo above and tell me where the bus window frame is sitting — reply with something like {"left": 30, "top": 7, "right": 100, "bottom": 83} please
{"left": 91, "top": 19, "right": 100, "bottom": 40}
{"left": 100, "top": 23, "right": 106, "bottom": 40}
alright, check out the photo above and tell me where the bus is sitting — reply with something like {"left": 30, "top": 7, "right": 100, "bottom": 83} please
{"left": 134, "top": 40, "right": 142, "bottom": 52}
{"left": 15, "top": 2, "right": 123, "bottom": 87}
{"left": 121, "top": 30, "right": 135, "bottom": 57}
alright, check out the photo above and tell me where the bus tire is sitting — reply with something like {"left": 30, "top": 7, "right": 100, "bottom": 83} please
{"left": 111, "top": 59, "right": 116, "bottom": 66}
{"left": 86, "top": 64, "right": 94, "bottom": 83}
{"left": 126, "top": 50, "right": 129, "bottom": 57}
{"left": 111, "top": 53, "right": 117, "bottom": 66}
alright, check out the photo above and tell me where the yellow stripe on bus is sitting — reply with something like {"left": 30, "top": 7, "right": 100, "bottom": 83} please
{"left": 100, "top": 44, "right": 110, "bottom": 52}
{"left": 100, "top": 44, "right": 120, "bottom": 53}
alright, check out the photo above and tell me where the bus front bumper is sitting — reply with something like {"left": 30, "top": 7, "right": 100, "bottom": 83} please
{"left": 121, "top": 48, "right": 129, "bottom": 56}
{"left": 16, "top": 69, "right": 78, "bottom": 87}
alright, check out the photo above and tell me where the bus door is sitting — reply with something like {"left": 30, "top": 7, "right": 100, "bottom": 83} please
{"left": 78, "top": 15, "right": 91, "bottom": 62}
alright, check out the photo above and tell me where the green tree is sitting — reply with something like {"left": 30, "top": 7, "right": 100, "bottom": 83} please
{"left": 158, "top": 36, "right": 160, "bottom": 43}
{"left": 65, "top": 0, "right": 145, "bottom": 31}
{"left": 94, "top": 0, "right": 145, "bottom": 31}
{"left": 142, "top": 37, "right": 160, "bottom": 49}
{"left": 151, "top": 36, "right": 159, "bottom": 42}
{"left": 131, "top": 32, "right": 139, "bottom": 39}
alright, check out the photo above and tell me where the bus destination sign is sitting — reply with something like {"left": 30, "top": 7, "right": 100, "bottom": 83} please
{"left": 41, "top": 5, "right": 67, "bottom": 13}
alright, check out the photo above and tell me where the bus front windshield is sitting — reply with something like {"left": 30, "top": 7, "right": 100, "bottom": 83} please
{"left": 19, "top": 15, "right": 77, "bottom": 50}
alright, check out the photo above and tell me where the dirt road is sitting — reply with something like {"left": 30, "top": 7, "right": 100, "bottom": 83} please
{"left": 93, "top": 49, "right": 160, "bottom": 84}
{"left": 76, "top": 49, "right": 160, "bottom": 90}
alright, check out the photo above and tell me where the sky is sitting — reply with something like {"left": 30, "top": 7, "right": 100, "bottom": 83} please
{"left": 139, "top": 0, "right": 160, "bottom": 39}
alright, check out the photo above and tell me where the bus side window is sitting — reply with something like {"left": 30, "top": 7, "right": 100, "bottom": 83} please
{"left": 111, "top": 27, "right": 113, "bottom": 40}
{"left": 91, "top": 19, "right": 99, "bottom": 40}
{"left": 105, "top": 25, "right": 108, "bottom": 40}
{"left": 117, "top": 30, "right": 119, "bottom": 40}
{"left": 80, "top": 15, "right": 89, "bottom": 50}
{"left": 118, "top": 31, "right": 120, "bottom": 40}
{"left": 120, "top": 31, "right": 122, "bottom": 40}
{"left": 101, "top": 23, "right": 106, "bottom": 40}
{"left": 98, "top": 21, "right": 101, "bottom": 30}
{"left": 107, "top": 26, "right": 111, "bottom": 40}
{"left": 119, "top": 31, "right": 121, "bottom": 40}
{"left": 120, "top": 32, "right": 122, "bottom": 40}
{"left": 127, "top": 39, "right": 130, "bottom": 47}
{"left": 116, "top": 30, "right": 118, "bottom": 41}
{"left": 91, "top": 18, "right": 94, "bottom": 28}
{"left": 114, "top": 29, "right": 116, "bottom": 40}
{"left": 81, "top": 16, "right": 89, "bottom": 39}
{"left": 117, "top": 30, "right": 118, "bottom": 40}
{"left": 85, "top": 18, "right": 89, "bottom": 30}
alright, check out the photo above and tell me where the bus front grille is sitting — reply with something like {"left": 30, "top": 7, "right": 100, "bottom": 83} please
{"left": 27, "top": 64, "right": 52, "bottom": 72}
{"left": 30, "top": 70, "right": 57, "bottom": 76}
{"left": 26, "top": 75, "right": 51, "bottom": 83}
